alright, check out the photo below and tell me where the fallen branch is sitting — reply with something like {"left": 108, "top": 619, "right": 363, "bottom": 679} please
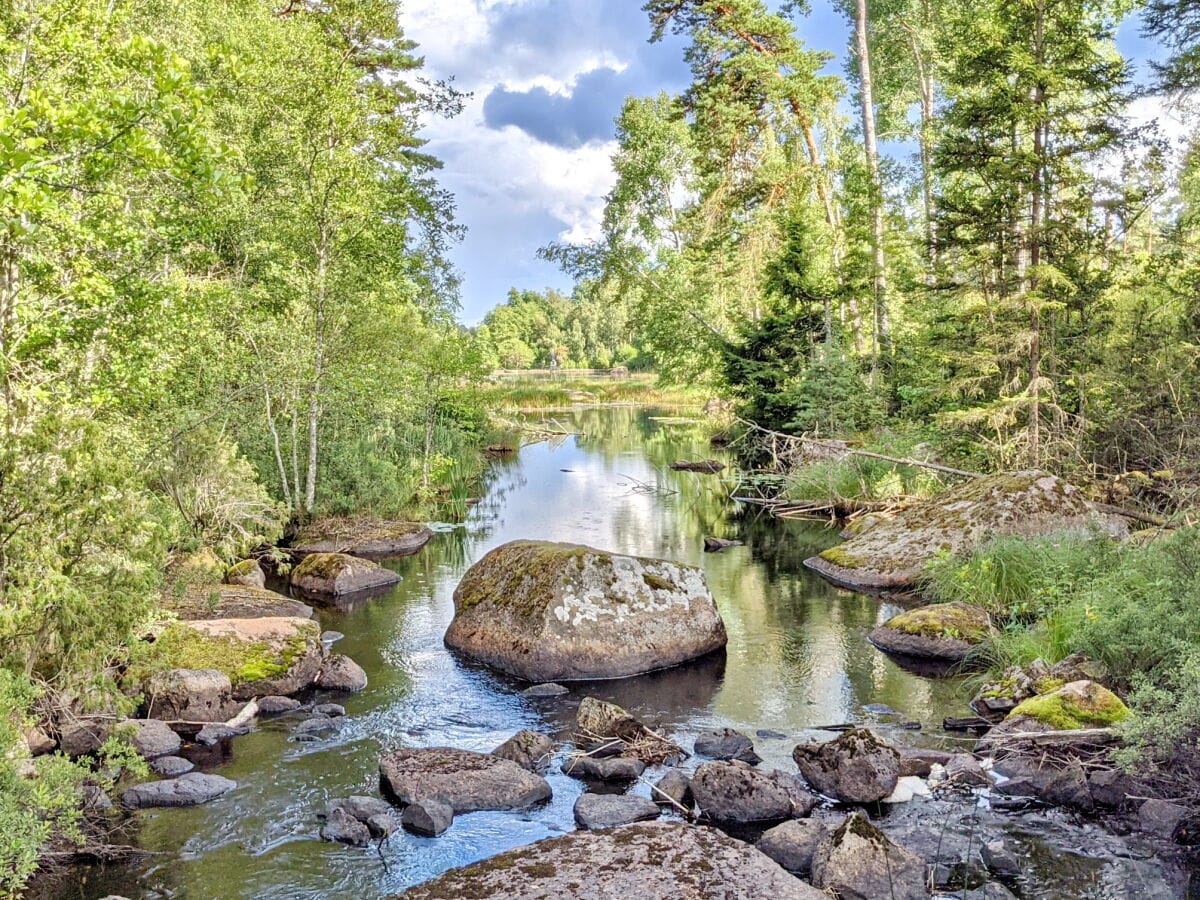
{"left": 984, "top": 726, "right": 1118, "bottom": 744}
{"left": 640, "top": 776, "right": 695, "bottom": 820}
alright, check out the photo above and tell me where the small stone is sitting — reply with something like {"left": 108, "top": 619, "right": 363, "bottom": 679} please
{"left": 313, "top": 703, "right": 347, "bottom": 718}
{"left": 149, "top": 756, "right": 194, "bottom": 777}
{"left": 195, "top": 723, "right": 249, "bottom": 746}
{"left": 1139, "top": 798, "right": 1190, "bottom": 839}
{"left": 521, "top": 682, "right": 569, "bottom": 698}
{"left": 402, "top": 799, "right": 455, "bottom": 836}
{"left": 944, "top": 754, "right": 990, "bottom": 787}
{"left": 981, "top": 839, "right": 1022, "bottom": 877}
{"left": 492, "top": 729, "right": 554, "bottom": 772}
{"left": 897, "top": 748, "right": 951, "bottom": 777}
{"left": 321, "top": 630, "right": 345, "bottom": 647}
{"left": 321, "top": 806, "right": 370, "bottom": 845}
{"left": 367, "top": 813, "right": 399, "bottom": 839}
{"left": 694, "top": 728, "right": 761, "bottom": 764}
{"left": 258, "top": 696, "right": 302, "bottom": 715}
{"left": 574, "top": 792, "right": 661, "bottom": 829}
{"left": 758, "top": 819, "right": 833, "bottom": 874}
{"left": 125, "top": 719, "right": 183, "bottom": 759}
{"left": 565, "top": 755, "right": 645, "bottom": 781}
{"left": 756, "top": 729, "right": 788, "bottom": 740}
{"left": 331, "top": 795, "right": 393, "bottom": 822}
{"left": 767, "top": 770, "right": 819, "bottom": 817}
{"left": 293, "top": 715, "right": 340, "bottom": 738}
{"left": 1088, "top": 768, "right": 1137, "bottom": 809}
{"left": 22, "top": 725, "right": 55, "bottom": 756}
{"left": 793, "top": 728, "right": 900, "bottom": 804}
{"left": 315, "top": 654, "right": 368, "bottom": 693}
{"left": 653, "top": 769, "right": 693, "bottom": 810}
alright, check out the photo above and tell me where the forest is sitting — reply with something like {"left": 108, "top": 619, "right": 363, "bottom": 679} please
{"left": 3, "top": 0, "right": 1200, "bottom": 896}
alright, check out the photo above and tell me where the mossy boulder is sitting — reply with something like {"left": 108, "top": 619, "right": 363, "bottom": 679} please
{"left": 137, "top": 617, "right": 322, "bottom": 700}
{"left": 970, "top": 654, "right": 1105, "bottom": 721}
{"left": 399, "top": 821, "right": 825, "bottom": 900}
{"left": 443, "top": 540, "right": 727, "bottom": 682}
{"left": 225, "top": 559, "right": 265, "bottom": 589}
{"left": 292, "top": 516, "right": 432, "bottom": 558}
{"left": 290, "top": 552, "right": 401, "bottom": 598}
{"left": 805, "top": 470, "right": 1126, "bottom": 591}
{"left": 1009, "top": 680, "right": 1130, "bottom": 730}
{"left": 164, "top": 583, "right": 312, "bottom": 621}
{"left": 793, "top": 729, "right": 900, "bottom": 804}
{"left": 869, "top": 602, "right": 992, "bottom": 662}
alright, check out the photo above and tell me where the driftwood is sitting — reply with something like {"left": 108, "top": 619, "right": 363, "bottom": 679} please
{"left": 166, "top": 698, "right": 260, "bottom": 730}
{"left": 943, "top": 716, "right": 993, "bottom": 733}
{"left": 983, "top": 726, "right": 1118, "bottom": 745}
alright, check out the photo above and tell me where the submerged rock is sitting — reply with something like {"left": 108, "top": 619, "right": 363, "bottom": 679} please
{"left": 225, "top": 559, "right": 265, "bottom": 589}
{"left": 291, "top": 552, "right": 401, "bottom": 597}
{"left": 804, "top": 471, "right": 1126, "bottom": 591}
{"left": 792, "top": 728, "right": 900, "bottom": 804}
{"left": 121, "top": 773, "right": 236, "bottom": 809}
{"left": 694, "top": 728, "right": 761, "bottom": 764}
{"left": 573, "top": 792, "right": 660, "bottom": 829}
{"left": 869, "top": 602, "right": 991, "bottom": 662}
{"left": 164, "top": 583, "right": 312, "bottom": 621}
{"left": 521, "top": 682, "right": 569, "bottom": 698}
{"left": 378, "top": 747, "right": 552, "bottom": 813}
{"left": 492, "top": 729, "right": 554, "bottom": 772}
{"left": 670, "top": 459, "right": 726, "bottom": 473}
{"left": 703, "top": 536, "right": 742, "bottom": 552}
{"left": 443, "top": 540, "right": 727, "bottom": 682}
{"left": 315, "top": 654, "right": 368, "bottom": 693}
{"left": 399, "top": 821, "right": 825, "bottom": 899}
{"left": 811, "top": 811, "right": 929, "bottom": 900}
{"left": 293, "top": 517, "right": 432, "bottom": 558}
{"left": 143, "top": 668, "right": 238, "bottom": 722}
{"left": 195, "top": 723, "right": 250, "bottom": 746}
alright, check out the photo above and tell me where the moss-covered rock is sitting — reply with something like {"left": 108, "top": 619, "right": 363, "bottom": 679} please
{"left": 805, "top": 470, "right": 1127, "bottom": 591}
{"left": 444, "top": 540, "right": 727, "bottom": 682}
{"left": 1008, "top": 680, "right": 1130, "bottom": 730}
{"left": 226, "top": 558, "right": 265, "bottom": 589}
{"left": 170, "top": 548, "right": 225, "bottom": 585}
{"left": 869, "top": 602, "right": 992, "bottom": 663}
{"left": 135, "top": 617, "right": 322, "bottom": 700}
{"left": 290, "top": 552, "right": 401, "bottom": 598}
{"left": 970, "top": 654, "right": 1105, "bottom": 721}
{"left": 163, "top": 583, "right": 312, "bottom": 621}
{"left": 292, "top": 516, "right": 432, "bottom": 558}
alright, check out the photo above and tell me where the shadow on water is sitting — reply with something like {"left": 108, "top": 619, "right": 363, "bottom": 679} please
{"left": 51, "top": 406, "right": 1187, "bottom": 899}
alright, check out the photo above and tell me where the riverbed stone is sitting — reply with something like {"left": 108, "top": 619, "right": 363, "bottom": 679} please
{"left": 143, "top": 668, "right": 238, "bottom": 722}
{"left": 166, "top": 583, "right": 312, "bottom": 621}
{"left": 331, "top": 795, "right": 393, "bottom": 822}
{"left": 443, "top": 540, "right": 727, "bottom": 682}
{"left": 565, "top": 754, "right": 645, "bottom": 781}
{"left": 1139, "top": 798, "right": 1190, "bottom": 839}
{"left": 379, "top": 747, "right": 552, "bottom": 813}
{"left": 691, "top": 761, "right": 796, "bottom": 823}
{"left": 574, "top": 792, "right": 660, "bottom": 829}
{"left": 322, "top": 806, "right": 371, "bottom": 845}
{"left": 793, "top": 728, "right": 900, "bottom": 803}
{"left": 897, "top": 747, "right": 952, "bottom": 777}
{"left": 703, "top": 536, "right": 742, "bottom": 552}
{"left": 196, "top": 723, "right": 249, "bottom": 746}
{"left": 293, "top": 715, "right": 340, "bottom": 738}
{"left": 811, "top": 811, "right": 929, "bottom": 900}
{"left": 149, "top": 756, "right": 194, "bottom": 777}
{"left": 258, "top": 696, "right": 302, "bottom": 715}
{"left": 121, "top": 773, "right": 236, "bottom": 809}
{"left": 402, "top": 799, "right": 455, "bottom": 837}
{"left": 315, "top": 654, "right": 368, "bottom": 693}
{"left": 757, "top": 818, "right": 835, "bottom": 875}
{"left": 492, "top": 729, "right": 554, "bottom": 772}
{"left": 694, "top": 727, "right": 761, "bottom": 763}
{"left": 521, "top": 682, "right": 569, "bottom": 697}
{"left": 992, "top": 756, "right": 1093, "bottom": 811}
{"left": 313, "top": 703, "right": 346, "bottom": 718}
{"left": 225, "top": 559, "right": 266, "bottom": 589}
{"left": 944, "top": 754, "right": 990, "bottom": 787}
{"left": 980, "top": 839, "right": 1023, "bottom": 877}
{"left": 653, "top": 769, "right": 693, "bottom": 809}
{"left": 399, "top": 821, "right": 826, "bottom": 899}
{"left": 869, "top": 602, "right": 992, "bottom": 662}
{"left": 291, "top": 552, "right": 401, "bottom": 597}
{"left": 123, "top": 718, "right": 182, "bottom": 759}
{"left": 293, "top": 517, "right": 432, "bottom": 558}
{"left": 367, "top": 813, "right": 400, "bottom": 839}
{"left": 804, "top": 471, "right": 1126, "bottom": 590}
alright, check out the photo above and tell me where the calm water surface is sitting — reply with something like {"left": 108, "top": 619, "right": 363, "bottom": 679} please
{"left": 71, "top": 407, "right": 989, "bottom": 898}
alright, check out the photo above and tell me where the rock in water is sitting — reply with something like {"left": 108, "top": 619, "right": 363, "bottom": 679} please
{"left": 758, "top": 819, "right": 837, "bottom": 875}
{"left": 322, "top": 807, "right": 370, "bottom": 845}
{"left": 694, "top": 728, "right": 761, "bottom": 763}
{"left": 401, "top": 799, "right": 455, "bottom": 837}
{"left": 378, "top": 747, "right": 552, "bottom": 813}
{"left": 869, "top": 602, "right": 992, "bottom": 663}
{"left": 443, "top": 540, "right": 727, "bottom": 682}
{"left": 121, "top": 773, "right": 236, "bottom": 809}
{"left": 492, "top": 730, "right": 554, "bottom": 772}
{"left": 804, "top": 471, "right": 1126, "bottom": 591}
{"left": 669, "top": 460, "right": 726, "bottom": 474}
{"left": 565, "top": 755, "right": 645, "bottom": 781}
{"left": 290, "top": 552, "right": 401, "bottom": 597}
{"left": 703, "top": 536, "right": 742, "bottom": 553}
{"left": 315, "top": 654, "right": 368, "bottom": 693}
{"left": 691, "top": 762, "right": 797, "bottom": 823}
{"left": 574, "top": 793, "right": 660, "bottom": 829}
{"left": 653, "top": 769, "right": 694, "bottom": 809}
{"left": 143, "top": 669, "right": 238, "bottom": 722}
{"left": 122, "top": 719, "right": 182, "bottom": 759}
{"left": 811, "top": 812, "right": 929, "bottom": 900}
{"left": 793, "top": 729, "right": 900, "bottom": 804}
{"left": 521, "top": 682, "right": 569, "bottom": 698}
{"left": 258, "top": 695, "right": 302, "bottom": 715}
{"left": 293, "top": 517, "right": 432, "bottom": 558}
{"left": 149, "top": 756, "right": 194, "bottom": 777}
{"left": 399, "top": 821, "right": 826, "bottom": 899}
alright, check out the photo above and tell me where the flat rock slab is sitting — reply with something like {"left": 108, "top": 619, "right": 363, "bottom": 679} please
{"left": 869, "top": 602, "right": 991, "bottom": 663}
{"left": 122, "top": 773, "right": 236, "bottom": 809}
{"left": 399, "top": 821, "right": 825, "bottom": 899}
{"left": 293, "top": 518, "right": 432, "bottom": 558}
{"left": 804, "top": 470, "right": 1125, "bottom": 591}
{"left": 165, "top": 584, "right": 312, "bottom": 621}
{"left": 444, "top": 540, "right": 727, "bottom": 682}
{"left": 173, "top": 616, "right": 323, "bottom": 700}
{"left": 574, "top": 792, "right": 660, "bottom": 829}
{"left": 379, "top": 747, "right": 552, "bottom": 813}
{"left": 291, "top": 552, "right": 401, "bottom": 597}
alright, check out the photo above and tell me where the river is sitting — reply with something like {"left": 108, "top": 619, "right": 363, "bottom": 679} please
{"left": 61, "top": 406, "right": 1189, "bottom": 898}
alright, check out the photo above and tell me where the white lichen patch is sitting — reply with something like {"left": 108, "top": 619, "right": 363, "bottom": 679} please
{"left": 551, "top": 556, "right": 711, "bottom": 628}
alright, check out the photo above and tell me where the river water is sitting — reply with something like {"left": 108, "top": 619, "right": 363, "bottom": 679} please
{"left": 61, "top": 407, "right": 1188, "bottom": 899}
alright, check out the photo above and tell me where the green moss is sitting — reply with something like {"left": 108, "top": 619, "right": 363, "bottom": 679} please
{"left": 293, "top": 552, "right": 352, "bottom": 580}
{"left": 1034, "top": 676, "right": 1066, "bottom": 694}
{"left": 885, "top": 602, "right": 991, "bottom": 643}
{"left": 227, "top": 559, "right": 259, "bottom": 579}
{"left": 1009, "top": 682, "right": 1131, "bottom": 729}
{"left": 133, "top": 620, "right": 317, "bottom": 687}
{"left": 819, "top": 544, "right": 866, "bottom": 569}
{"left": 642, "top": 573, "right": 673, "bottom": 591}
{"left": 981, "top": 675, "right": 1022, "bottom": 700}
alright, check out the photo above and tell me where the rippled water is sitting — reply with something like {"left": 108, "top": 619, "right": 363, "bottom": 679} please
{"left": 57, "top": 407, "right": 1186, "bottom": 899}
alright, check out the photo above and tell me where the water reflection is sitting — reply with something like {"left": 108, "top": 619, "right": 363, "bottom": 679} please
{"left": 63, "top": 406, "right": 970, "bottom": 900}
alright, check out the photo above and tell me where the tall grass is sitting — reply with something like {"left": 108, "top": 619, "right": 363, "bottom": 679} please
{"left": 781, "top": 430, "right": 951, "bottom": 503}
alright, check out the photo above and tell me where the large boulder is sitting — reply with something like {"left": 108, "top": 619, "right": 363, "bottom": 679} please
{"left": 139, "top": 617, "right": 323, "bottom": 701}
{"left": 444, "top": 540, "right": 727, "bottom": 682}
{"left": 811, "top": 811, "right": 929, "bottom": 900}
{"left": 691, "top": 762, "right": 812, "bottom": 823}
{"left": 804, "top": 471, "right": 1126, "bottom": 590}
{"left": 793, "top": 728, "right": 900, "bottom": 804}
{"left": 399, "top": 821, "right": 826, "bottom": 899}
{"left": 869, "top": 602, "right": 992, "bottom": 663}
{"left": 164, "top": 584, "right": 312, "bottom": 621}
{"left": 293, "top": 517, "right": 432, "bottom": 558}
{"left": 290, "top": 552, "right": 401, "bottom": 598}
{"left": 121, "top": 773, "right": 236, "bottom": 809}
{"left": 378, "top": 747, "right": 552, "bottom": 813}
{"left": 143, "top": 669, "right": 238, "bottom": 722}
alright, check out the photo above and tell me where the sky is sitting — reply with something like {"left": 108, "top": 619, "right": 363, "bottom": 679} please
{"left": 401, "top": 0, "right": 1185, "bottom": 325}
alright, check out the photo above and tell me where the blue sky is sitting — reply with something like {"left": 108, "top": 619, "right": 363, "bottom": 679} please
{"left": 402, "top": 1, "right": 1183, "bottom": 324}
